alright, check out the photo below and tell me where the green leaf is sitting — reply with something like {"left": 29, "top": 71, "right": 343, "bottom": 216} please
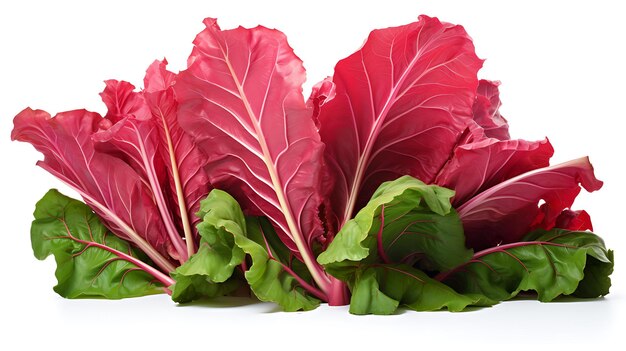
{"left": 239, "top": 217, "right": 320, "bottom": 311}
{"left": 349, "top": 264, "right": 477, "bottom": 315}
{"left": 31, "top": 189, "right": 164, "bottom": 299}
{"left": 440, "top": 229, "right": 614, "bottom": 302}
{"left": 170, "top": 267, "right": 244, "bottom": 303}
{"left": 172, "top": 190, "right": 319, "bottom": 311}
{"left": 318, "top": 176, "right": 474, "bottom": 314}
{"left": 170, "top": 189, "right": 247, "bottom": 302}
{"left": 573, "top": 250, "right": 613, "bottom": 298}
{"left": 169, "top": 243, "right": 244, "bottom": 303}
{"left": 318, "top": 176, "right": 472, "bottom": 272}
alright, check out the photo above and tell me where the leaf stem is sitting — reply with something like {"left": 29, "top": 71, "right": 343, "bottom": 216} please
{"left": 219, "top": 48, "right": 331, "bottom": 294}
{"left": 157, "top": 106, "right": 197, "bottom": 258}
{"left": 52, "top": 175, "right": 176, "bottom": 273}
{"left": 259, "top": 224, "right": 326, "bottom": 301}
{"left": 133, "top": 124, "right": 189, "bottom": 262}
{"left": 275, "top": 260, "right": 326, "bottom": 301}
{"left": 59, "top": 219, "right": 175, "bottom": 286}
{"left": 376, "top": 205, "right": 391, "bottom": 264}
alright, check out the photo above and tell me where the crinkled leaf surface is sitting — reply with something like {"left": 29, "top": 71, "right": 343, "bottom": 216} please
{"left": 174, "top": 190, "right": 319, "bottom": 310}
{"left": 32, "top": 189, "right": 165, "bottom": 298}
{"left": 349, "top": 264, "right": 477, "bottom": 315}
{"left": 439, "top": 229, "right": 613, "bottom": 302}
{"left": 319, "top": 176, "right": 474, "bottom": 314}
{"left": 318, "top": 176, "right": 471, "bottom": 272}
{"left": 170, "top": 189, "right": 247, "bottom": 302}
{"left": 554, "top": 209, "right": 593, "bottom": 231}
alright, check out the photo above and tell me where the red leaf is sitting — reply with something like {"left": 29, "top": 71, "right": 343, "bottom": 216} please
{"left": 435, "top": 137, "right": 554, "bottom": 206}
{"left": 11, "top": 108, "right": 175, "bottom": 272}
{"left": 143, "top": 59, "right": 211, "bottom": 256}
{"left": 94, "top": 80, "right": 188, "bottom": 261}
{"left": 317, "top": 15, "right": 483, "bottom": 226}
{"left": 472, "top": 80, "right": 510, "bottom": 140}
{"left": 553, "top": 209, "right": 593, "bottom": 231}
{"left": 457, "top": 157, "right": 603, "bottom": 250}
{"left": 175, "top": 19, "right": 330, "bottom": 291}
{"left": 307, "top": 77, "right": 336, "bottom": 129}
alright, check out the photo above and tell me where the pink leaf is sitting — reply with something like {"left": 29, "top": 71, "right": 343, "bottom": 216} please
{"left": 94, "top": 80, "right": 188, "bottom": 261}
{"left": 457, "top": 157, "right": 603, "bottom": 250}
{"left": 11, "top": 108, "right": 175, "bottom": 272}
{"left": 472, "top": 79, "right": 509, "bottom": 140}
{"left": 307, "top": 77, "right": 336, "bottom": 129}
{"left": 317, "top": 15, "right": 483, "bottom": 226}
{"left": 435, "top": 137, "right": 554, "bottom": 206}
{"left": 175, "top": 19, "right": 330, "bottom": 291}
{"left": 143, "top": 59, "right": 211, "bottom": 256}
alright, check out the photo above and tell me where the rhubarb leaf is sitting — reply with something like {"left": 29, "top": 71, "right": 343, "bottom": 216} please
{"left": 175, "top": 18, "right": 330, "bottom": 293}
{"left": 318, "top": 176, "right": 472, "bottom": 272}
{"left": 458, "top": 157, "right": 603, "bottom": 250}
{"left": 317, "top": 15, "right": 483, "bottom": 227}
{"left": 439, "top": 229, "right": 614, "bottom": 302}
{"left": 31, "top": 189, "right": 167, "bottom": 298}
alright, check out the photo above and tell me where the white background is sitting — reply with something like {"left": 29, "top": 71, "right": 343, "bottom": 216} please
{"left": 0, "top": 0, "right": 624, "bottom": 349}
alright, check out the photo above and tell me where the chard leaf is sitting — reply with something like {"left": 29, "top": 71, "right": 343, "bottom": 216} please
{"left": 316, "top": 15, "right": 483, "bottom": 228}
{"left": 173, "top": 190, "right": 320, "bottom": 311}
{"left": 435, "top": 137, "right": 554, "bottom": 207}
{"left": 170, "top": 189, "right": 247, "bottom": 302}
{"left": 169, "top": 272, "right": 242, "bottom": 304}
{"left": 175, "top": 18, "right": 331, "bottom": 294}
{"left": 318, "top": 176, "right": 474, "bottom": 314}
{"left": 32, "top": 189, "right": 170, "bottom": 299}
{"left": 349, "top": 264, "right": 477, "bottom": 315}
{"left": 457, "top": 157, "right": 603, "bottom": 250}
{"left": 241, "top": 216, "right": 320, "bottom": 311}
{"left": 143, "top": 59, "right": 211, "bottom": 256}
{"left": 318, "top": 176, "right": 472, "bottom": 272}
{"left": 94, "top": 80, "right": 189, "bottom": 261}
{"left": 439, "top": 229, "right": 614, "bottom": 302}
{"left": 573, "top": 250, "right": 614, "bottom": 298}
{"left": 12, "top": 108, "right": 175, "bottom": 272}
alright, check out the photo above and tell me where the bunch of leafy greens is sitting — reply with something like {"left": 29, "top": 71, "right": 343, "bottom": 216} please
{"left": 12, "top": 16, "right": 613, "bottom": 314}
